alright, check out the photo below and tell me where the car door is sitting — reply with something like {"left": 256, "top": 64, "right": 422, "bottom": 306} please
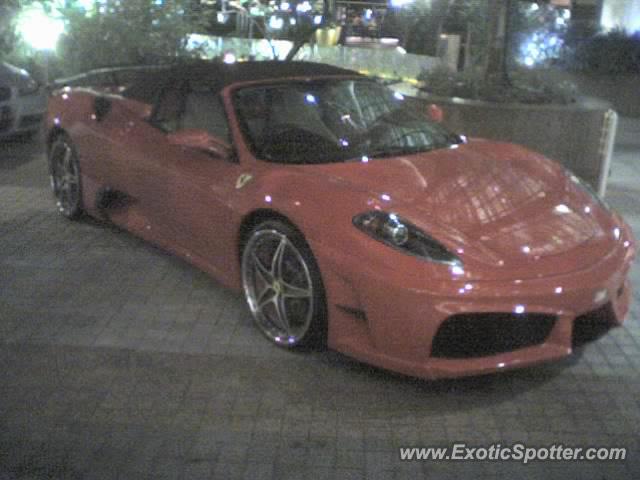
{"left": 101, "top": 85, "right": 184, "bottom": 238}
{"left": 112, "top": 83, "right": 243, "bottom": 274}
{"left": 76, "top": 94, "right": 136, "bottom": 202}
{"left": 164, "top": 85, "right": 243, "bottom": 272}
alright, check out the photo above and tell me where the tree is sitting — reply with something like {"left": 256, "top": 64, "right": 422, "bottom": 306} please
{"left": 0, "top": 1, "right": 23, "bottom": 59}
{"left": 2, "top": 0, "right": 209, "bottom": 76}
{"left": 405, "top": 0, "right": 453, "bottom": 57}
{"left": 484, "top": 0, "right": 512, "bottom": 83}
{"left": 58, "top": 0, "right": 208, "bottom": 74}
{"left": 284, "top": 0, "right": 332, "bottom": 61}
{"left": 484, "top": 1, "right": 571, "bottom": 82}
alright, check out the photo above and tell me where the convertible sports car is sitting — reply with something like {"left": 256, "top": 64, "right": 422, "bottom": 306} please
{"left": 46, "top": 60, "right": 636, "bottom": 379}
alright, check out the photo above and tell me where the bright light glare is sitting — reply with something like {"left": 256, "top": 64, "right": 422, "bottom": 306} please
{"left": 269, "top": 16, "right": 284, "bottom": 29}
{"left": 223, "top": 52, "right": 236, "bottom": 64}
{"left": 451, "top": 265, "right": 464, "bottom": 276}
{"left": 313, "top": 15, "right": 323, "bottom": 25}
{"left": 390, "top": 0, "right": 413, "bottom": 7}
{"left": 77, "top": 0, "right": 96, "bottom": 10}
{"left": 18, "top": 6, "right": 65, "bottom": 50}
{"left": 296, "top": 1, "right": 312, "bottom": 13}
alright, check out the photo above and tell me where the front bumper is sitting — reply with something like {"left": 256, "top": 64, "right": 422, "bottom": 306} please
{"left": 317, "top": 232, "right": 635, "bottom": 379}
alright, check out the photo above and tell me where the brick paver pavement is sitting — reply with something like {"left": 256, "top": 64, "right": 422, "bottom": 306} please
{"left": 1, "top": 120, "right": 639, "bottom": 479}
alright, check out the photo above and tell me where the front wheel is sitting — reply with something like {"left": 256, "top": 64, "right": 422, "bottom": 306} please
{"left": 48, "top": 135, "right": 83, "bottom": 219}
{"left": 241, "top": 220, "right": 327, "bottom": 348}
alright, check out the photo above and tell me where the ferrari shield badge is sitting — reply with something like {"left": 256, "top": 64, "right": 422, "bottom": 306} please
{"left": 236, "top": 173, "right": 253, "bottom": 190}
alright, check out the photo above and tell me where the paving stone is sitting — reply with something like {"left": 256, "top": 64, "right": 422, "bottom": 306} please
{"left": 1, "top": 121, "right": 639, "bottom": 480}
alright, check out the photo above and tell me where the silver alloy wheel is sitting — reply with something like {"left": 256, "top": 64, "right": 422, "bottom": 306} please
{"left": 242, "top": 229, "right": 315, "bottom": 346}
{"left": 49, "top": 139, "right": 80, "bottom": 217}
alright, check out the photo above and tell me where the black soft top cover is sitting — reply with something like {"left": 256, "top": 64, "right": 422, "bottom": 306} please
{"left": 123, "top": 60, "right": 361, "bottom": 104}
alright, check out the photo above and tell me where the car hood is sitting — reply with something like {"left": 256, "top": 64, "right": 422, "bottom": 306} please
{"left": 303, "top": 141, "right": 620, "bottom": 278}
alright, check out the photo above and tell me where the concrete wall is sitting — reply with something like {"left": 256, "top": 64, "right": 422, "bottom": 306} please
{"left": 559, "top": 72, "right": 640, "bottom": 118}
{"left": 295, "top": 45, "right": 441, "bottom": 82}
{"left": 410, "top": 95, "right": 616, "bottom": 195}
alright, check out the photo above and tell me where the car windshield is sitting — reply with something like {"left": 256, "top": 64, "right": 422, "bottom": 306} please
{"left": 233, "top": 79, "right": 460, "bottom": 164}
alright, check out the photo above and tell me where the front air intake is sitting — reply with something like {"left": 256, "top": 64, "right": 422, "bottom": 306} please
{"left": 572, "top": 302, "right": 616, "bottom": 349}
{"left": 431, "top": 312, "right": 557, "bottom": 359}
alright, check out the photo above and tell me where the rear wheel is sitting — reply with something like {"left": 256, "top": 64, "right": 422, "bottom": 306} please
{"left": 48, "top": 135, "right": 83, "bottom": 219}
{"left": 241, "top": 220, "right": 327, "bottom": 348}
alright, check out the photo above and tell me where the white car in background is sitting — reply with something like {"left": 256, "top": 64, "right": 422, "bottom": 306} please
{"left": 0, "top": 62, "right": 47, "bottom": 139}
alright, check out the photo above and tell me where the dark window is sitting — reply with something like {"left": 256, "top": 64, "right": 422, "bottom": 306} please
{"left": 151, "top": 84, "right": 229, "bottom": 143}
{"left": 153, "top": 87, "right": 184, "bottom": 133}
{"left": 181, "top": 89, "right": 230, "bottom": 143}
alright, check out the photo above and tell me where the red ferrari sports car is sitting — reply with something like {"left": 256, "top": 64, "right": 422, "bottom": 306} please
{"left": 46, "top": 60, "right": 636, "bottom": 379}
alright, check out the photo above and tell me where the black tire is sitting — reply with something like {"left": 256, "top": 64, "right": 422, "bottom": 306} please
{"left": 48, "top": 134, "right": 83, "bottom": 219}
{"left": 241, "top": 219, "right": 328, "bottom": 349}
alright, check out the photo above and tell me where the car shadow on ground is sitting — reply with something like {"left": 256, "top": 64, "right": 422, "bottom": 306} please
{"left": 310, "top": 347, "right": 585, "bottom": 408}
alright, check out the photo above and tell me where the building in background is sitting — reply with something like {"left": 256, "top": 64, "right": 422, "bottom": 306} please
{"left": 573, "top": 0, "right": 640, "bottom": 33}
{"left": 600, "top": 0, "right": 640, "bottom": 32}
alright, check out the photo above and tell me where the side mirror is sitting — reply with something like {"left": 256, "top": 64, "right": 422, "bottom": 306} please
{"left": 167, "top": 129, "right": 231, "bottom": 160}
{"left": 94, "top": 96, "right": 112, "bottom": 122}
{"left": 427, "top": 103, "right": 444, "bottom": 123}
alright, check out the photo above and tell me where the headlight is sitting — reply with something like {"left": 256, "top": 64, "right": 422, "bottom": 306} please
{"left": 18, "top": 78, "right": 40, "bottom": 96}
{"left": 353, "top": 211, "right": 462, "bottom": 265}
